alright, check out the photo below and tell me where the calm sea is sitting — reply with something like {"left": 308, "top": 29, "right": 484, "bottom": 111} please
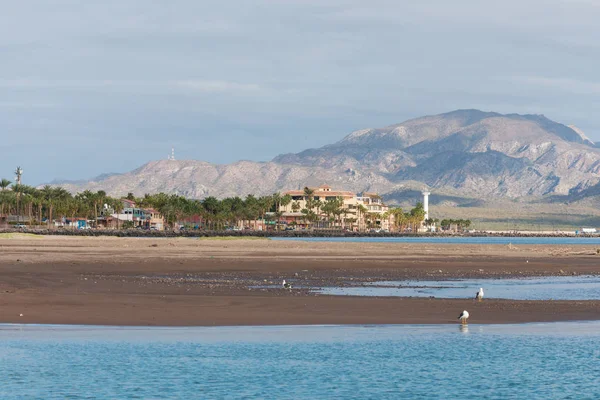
{"left": 273, "top": 236, "right": 600, "bottom": 245}
{"left": 1, "top": 323, "right": 599, "bottom": 399}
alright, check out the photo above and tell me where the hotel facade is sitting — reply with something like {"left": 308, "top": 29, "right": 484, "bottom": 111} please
{"left": 280, "top": 184, "right": 392, "bottom": 231}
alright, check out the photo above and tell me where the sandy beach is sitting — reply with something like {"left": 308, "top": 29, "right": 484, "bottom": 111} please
{"left": 0, "top": 235, "right": 599, "bottom": 326}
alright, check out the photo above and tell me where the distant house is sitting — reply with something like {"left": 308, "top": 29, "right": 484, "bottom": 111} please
{"left": 97, "top": 199, "right": 166, "bottom": 230}
{"left": 63, "top": 218, "right": 89, "bottom": 230}
{"left": 113, "top": 199, "right": 147, "bottom": 227}
{"left": 144, "top": 208, "right": 164, "bottom": 230}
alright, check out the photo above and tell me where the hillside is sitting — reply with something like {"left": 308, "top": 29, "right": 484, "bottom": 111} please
{"left": 50, "top": 110, "right": 600, "bottom": 205}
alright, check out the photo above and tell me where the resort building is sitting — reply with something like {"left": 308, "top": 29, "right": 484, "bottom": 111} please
{"left": 280, "top": 184, "right": 391, "bottom": 231}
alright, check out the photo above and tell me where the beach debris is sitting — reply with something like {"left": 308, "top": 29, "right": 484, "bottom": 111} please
{"left": 19, "top": 314, "right": 23, "bottom": 317}
{"left": 478, "top": 269, "right": 484, "bottom": 272}
{"left": 282, "top": 279, "right": 292, "bottom": 289}
{"left": 458, "top": 310, "right": 469, "bottom": 325}
{"left": 559, "top": 269, "right": 565, "bottom": 274}
{"left": 149, "top": 244, "right": 158, "bottom": 247}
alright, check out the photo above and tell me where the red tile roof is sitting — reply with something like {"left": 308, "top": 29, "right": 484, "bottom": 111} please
{"left": 284, "top": 189, "right": 355, "bottom": 197}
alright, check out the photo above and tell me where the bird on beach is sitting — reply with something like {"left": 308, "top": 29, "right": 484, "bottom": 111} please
{"left": 282, "top": 279, "right": 292, "bottom": 289}
{"left": 458, "top": 310, "right": 469, "bottom": 325}
{"left": 475, "top": 287, "right": 484, "bottom": 302}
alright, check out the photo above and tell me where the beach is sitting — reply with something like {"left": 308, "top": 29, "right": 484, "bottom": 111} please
{"left": 0, "top": 235, "right": 599, "bottom": 326}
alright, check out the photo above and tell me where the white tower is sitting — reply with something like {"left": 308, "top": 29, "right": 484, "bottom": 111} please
{"left": 14, "top": 166, "right": 23, "bottom": 185}
{"left": 422, "top": 191, "right": 430, "bottom": 220}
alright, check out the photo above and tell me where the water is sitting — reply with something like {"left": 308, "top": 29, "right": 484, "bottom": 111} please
{"left": 1, "top": 323, "right": 600, "bottom": 399}
{"left": 318, "top": 275, "right": 600, "bottom": 300}
{"left": 273, "top": 236, "right": 600, "bottom": 245}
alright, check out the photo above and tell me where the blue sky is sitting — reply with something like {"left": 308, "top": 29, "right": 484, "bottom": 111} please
{"left": 1, "top": 0, "right": 599, "bottom": 185}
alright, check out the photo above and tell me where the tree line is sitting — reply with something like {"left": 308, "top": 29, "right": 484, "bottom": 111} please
{"left": 0, "top": 180, "right": 427, "bottom": 231}
{"left": 439, "top": 219, "right": 472, "bottom": 231}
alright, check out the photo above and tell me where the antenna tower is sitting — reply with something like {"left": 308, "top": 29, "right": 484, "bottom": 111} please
{"left": 168, "top": 148, "right": 176, "bottom": 161}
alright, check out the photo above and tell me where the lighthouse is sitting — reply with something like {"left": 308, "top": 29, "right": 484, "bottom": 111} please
{"left": 422, "top": 191, "right": 430, "bottom": 220}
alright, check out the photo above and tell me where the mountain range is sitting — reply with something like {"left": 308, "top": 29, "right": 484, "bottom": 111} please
{"left": 49, "top": 110, "right": 600, "bottom": 206}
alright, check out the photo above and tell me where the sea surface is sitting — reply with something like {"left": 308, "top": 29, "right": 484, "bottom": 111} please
{"left": 273, "top": 236, "right": 600, "bottom": 245}
{"left": 1, "top": 323, "right": 600, "bottom": 399}
{"left": 318, "top": 275, "right": 600, "bottom": 300}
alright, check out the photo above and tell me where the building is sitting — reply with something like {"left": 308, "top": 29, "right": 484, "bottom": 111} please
{"left": 101, "top": 199, "right": 165, "bottom": 230}
{"left": 356, "top": 192, "right": 391, "bottom": 231}
{"left": 145, "top": 208, "right": 165, "bottom": 230}
{"left": 280, "top": 184, "right": 391, "bottom": 231}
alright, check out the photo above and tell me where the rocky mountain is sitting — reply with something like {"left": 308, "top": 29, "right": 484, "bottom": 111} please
{"left": 50, "top": 110, "right": 600, "bottom": 203}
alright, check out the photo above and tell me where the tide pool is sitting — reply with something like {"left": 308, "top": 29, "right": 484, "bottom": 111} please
{"left": 318, "top": 275, "right": 600, "bottom": 300}
{"left": 1, "top": 323, "right": 599, "bottom": 399}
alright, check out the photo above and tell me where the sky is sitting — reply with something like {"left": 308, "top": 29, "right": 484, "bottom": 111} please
{"left": 1, "top": 0, "right": 599, "bottom": 185}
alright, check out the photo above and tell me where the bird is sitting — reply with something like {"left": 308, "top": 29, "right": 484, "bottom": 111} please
{"left": 475, "top": 288, "right": 484, "bottom": 302}
{"left": 458, "top": 310, "right": 469, "bottom": 325}
{"left": 282, "top": 279, "right": 292, "bottom": 289}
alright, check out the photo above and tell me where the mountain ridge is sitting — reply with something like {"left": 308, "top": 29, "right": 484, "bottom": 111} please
{"left": 45, "top": 110, "right": 600, "bottom": 204}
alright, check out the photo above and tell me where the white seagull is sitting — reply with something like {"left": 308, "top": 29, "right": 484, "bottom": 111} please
{"left": 282, "top": 279, "right": 292, "bottom": 289}
{"left": 458, "top": 310, "right": 470, "bottom": 325}
{"left": 475, "top": 288, "right": 484, "bottom": 302}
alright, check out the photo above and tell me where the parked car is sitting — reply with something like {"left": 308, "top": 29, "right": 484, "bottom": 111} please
{"left": 14, "top": 224, "right": 27, "bottom": 229}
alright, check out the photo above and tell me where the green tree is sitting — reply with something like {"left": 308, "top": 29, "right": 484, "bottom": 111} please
{"left": 0, "top": 179, "right": 11, "bottom": 191}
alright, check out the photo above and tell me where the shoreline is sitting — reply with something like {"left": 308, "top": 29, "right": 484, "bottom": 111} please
{"left": 3, "top": 319, "right": 600, "bottom": 329}
{"left": 1, "top": 236, "right": 599, "bottom": 326}
{"left": 1, "top": 228, "right": 599, "bottom": 239}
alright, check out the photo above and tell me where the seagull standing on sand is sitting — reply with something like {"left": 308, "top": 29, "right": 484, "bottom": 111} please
{"left": 282, "top": 279, "right": 292, "bottom": 289}
{"left": 475, "top": 288, "right": 484, "bottom": 302}
{"left": 458, "top": 310, "right": 469, "bottom": 325}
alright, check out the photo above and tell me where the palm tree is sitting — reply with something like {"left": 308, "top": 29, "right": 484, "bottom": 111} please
{"left": 112, "top": 198, "right": 124, "bottom": 229}
{"left": 12, "top": 184, "right": 25, "bottom": 223}
{"left": 357, "top": 204, "right": 368, "bottom": 232}
{"left": 0, "top": 179, "right": 11, "bottom": 191}
{"left": 280, "top": 194, "right": 292, "bottom": 211}
{"left": 303, "top": 187, "right": 315, "bottom": 215}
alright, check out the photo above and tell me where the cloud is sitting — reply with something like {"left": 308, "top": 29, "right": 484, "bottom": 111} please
{"left": 1, "top": 0, "right": 600, "bottom": 185}
{"left": 0, "top": 79, "right": 264, "bottom": 94}
{"left": 172, "top": 80, "right": 263, "bottom": 93}
{"left": 504, "top": 76, "right": 600, "bottom": 95}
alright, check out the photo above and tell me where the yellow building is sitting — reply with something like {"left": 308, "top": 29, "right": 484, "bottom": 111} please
{"left": 281, "top": 185, "right": 390, "bottom": 231}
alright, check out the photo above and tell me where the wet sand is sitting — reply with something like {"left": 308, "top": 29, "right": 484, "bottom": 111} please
{"left": 0, "top": 235, "right": 599, "bottom": 326}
